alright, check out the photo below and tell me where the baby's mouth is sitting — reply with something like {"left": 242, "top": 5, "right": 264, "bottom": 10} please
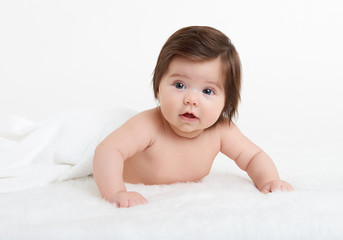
{"left": 181, "top": 112, "right": 197, "bottom": 119}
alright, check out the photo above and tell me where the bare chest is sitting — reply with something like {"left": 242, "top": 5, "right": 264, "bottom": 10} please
{"left": 124, "top": 131, "right": 221, "bottom": 184}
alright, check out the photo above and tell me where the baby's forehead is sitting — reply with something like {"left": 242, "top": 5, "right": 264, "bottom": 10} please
{"left": 166, "top": 56, "right": 226, "bottom": 87}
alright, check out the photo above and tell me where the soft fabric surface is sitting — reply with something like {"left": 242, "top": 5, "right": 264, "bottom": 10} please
{"left": 1, "top": 109, "right": 343, "bottom": 239}
{"left": 0, "top": 108, "right": 135, "bottom": 193}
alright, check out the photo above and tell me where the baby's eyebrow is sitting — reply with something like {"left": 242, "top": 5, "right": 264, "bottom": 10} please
{"left": 204, "top": 80, "right": 223, "bottom": 90}
{"left": 169, "top": 73, "right": 188, "bottom": 79}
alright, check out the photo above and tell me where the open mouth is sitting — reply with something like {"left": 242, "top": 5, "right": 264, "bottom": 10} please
{"left": 181, "top": 112, "right": 197, "bottom": 119}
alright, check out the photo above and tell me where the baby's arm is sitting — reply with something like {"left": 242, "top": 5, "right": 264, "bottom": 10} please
{"left": 243, "top": 149, "right": 293, "bottom": 192}
{"left": 220, "top": 123, "right": 293, "bottom": 193}
{"left": 93, "top": 112, "right": 153, "bottom": 207}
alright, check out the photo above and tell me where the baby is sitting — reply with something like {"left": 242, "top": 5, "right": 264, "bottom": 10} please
{"left": 93, "top": 26, "right": 293, "bottom": 208}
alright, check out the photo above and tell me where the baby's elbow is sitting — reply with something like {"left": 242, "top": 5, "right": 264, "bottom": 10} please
{"left": 234, "top": 149, "right": 263, "bottom": 172}
{"left": 233, "top": 151, "right": 249, "bottom": 171}
{"left": 244, "top": 150, "right": 264, "bottom": 172}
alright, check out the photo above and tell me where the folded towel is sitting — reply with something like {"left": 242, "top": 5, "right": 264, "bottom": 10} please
{"left": 0, "top": 107, "right": 136, "bottom": 193}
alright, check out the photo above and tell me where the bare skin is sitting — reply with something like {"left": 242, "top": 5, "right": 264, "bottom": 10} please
{"left": 93, "top": 57, "right": 293, "bottom": 208}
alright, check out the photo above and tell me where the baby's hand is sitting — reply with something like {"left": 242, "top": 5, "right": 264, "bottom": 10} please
{"left": 110, "top": 191, "right": 148, "bottom": 208}
{"left": 260, "top": 180, "right": 294, "bottom": 193}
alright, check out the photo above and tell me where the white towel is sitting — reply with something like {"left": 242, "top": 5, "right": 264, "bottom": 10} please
{"left": 0, "top": 107, "right": 136, "bottom": 193}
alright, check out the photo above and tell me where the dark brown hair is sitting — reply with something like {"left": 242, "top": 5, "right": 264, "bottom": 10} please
{"left": 152, "top": 26, "right": 241, "bottom": 124}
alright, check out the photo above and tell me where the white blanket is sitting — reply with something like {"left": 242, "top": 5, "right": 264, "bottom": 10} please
{"left": 1, "top": 108, "right": 343, "bottom": 239}
{"left": 0, "top": 108, "right": 136, "bottom": 193}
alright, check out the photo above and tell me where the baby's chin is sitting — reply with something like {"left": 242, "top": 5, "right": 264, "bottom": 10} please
{"left": 169, "top": 124, "right": 204, "bottom": 139}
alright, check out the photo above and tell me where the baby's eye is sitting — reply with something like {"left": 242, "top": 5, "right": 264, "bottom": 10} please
{"left": 174, "top": 82, "right": 185, "bottom": 89}
{"left": 203, "top": 88, "right": 214, "bottom": 95}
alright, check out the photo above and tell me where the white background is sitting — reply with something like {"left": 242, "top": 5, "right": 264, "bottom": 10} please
{"left": 1, "top": 0, "right": 342, "bottom": 139}
{"left": 1, "top": 3, "right": 343, "bottom": 236}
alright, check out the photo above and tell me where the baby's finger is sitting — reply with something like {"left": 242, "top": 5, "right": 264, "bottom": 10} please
{"left": 128, "top": 198, "right": 136, "bottom": 207}
{"left": 285, "top": 183, "right": 294, "bottom": 191}
{"left": 261, "top": 184, "right": 272, "bottom": 193}
{"left": 270, "top": 182, "right": 282, "bottom": 192}
{"left": 139, "top": 197, "right": 148, "bottom": 205}
{"left": 133, "top": 197, "right": 146, "bottom": 206}
{"left": 119, "top": 199, "right": 130, "bottom": 208}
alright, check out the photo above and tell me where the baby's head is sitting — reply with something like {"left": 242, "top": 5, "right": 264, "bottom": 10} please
{"left": 153, "top": 26, "right": 241, "bottom": 124}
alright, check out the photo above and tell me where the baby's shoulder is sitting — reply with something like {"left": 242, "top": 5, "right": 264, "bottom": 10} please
{"left": 125, "top": 108, "right": 161, "bottom": 131}
{"left": 131, "top": 108, "right": 159, "bottom": 122}
{"left": 210, "top": 121, "right": 240, "bottom": 139}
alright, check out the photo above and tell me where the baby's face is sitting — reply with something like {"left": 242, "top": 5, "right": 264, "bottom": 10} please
{"left": 158, "top": 56, "right": 225, "bottom": 138}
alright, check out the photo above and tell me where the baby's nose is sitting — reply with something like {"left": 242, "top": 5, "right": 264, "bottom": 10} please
{"left": 184, "top": 92, "right": 198, "bottom": 106}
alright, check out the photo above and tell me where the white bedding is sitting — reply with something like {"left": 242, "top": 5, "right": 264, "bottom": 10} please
{"left": 0, "top": 108, "right": 136, "bottom": 193}
{"left": 1, "top": 108, "right": 343, "bottom": 239}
